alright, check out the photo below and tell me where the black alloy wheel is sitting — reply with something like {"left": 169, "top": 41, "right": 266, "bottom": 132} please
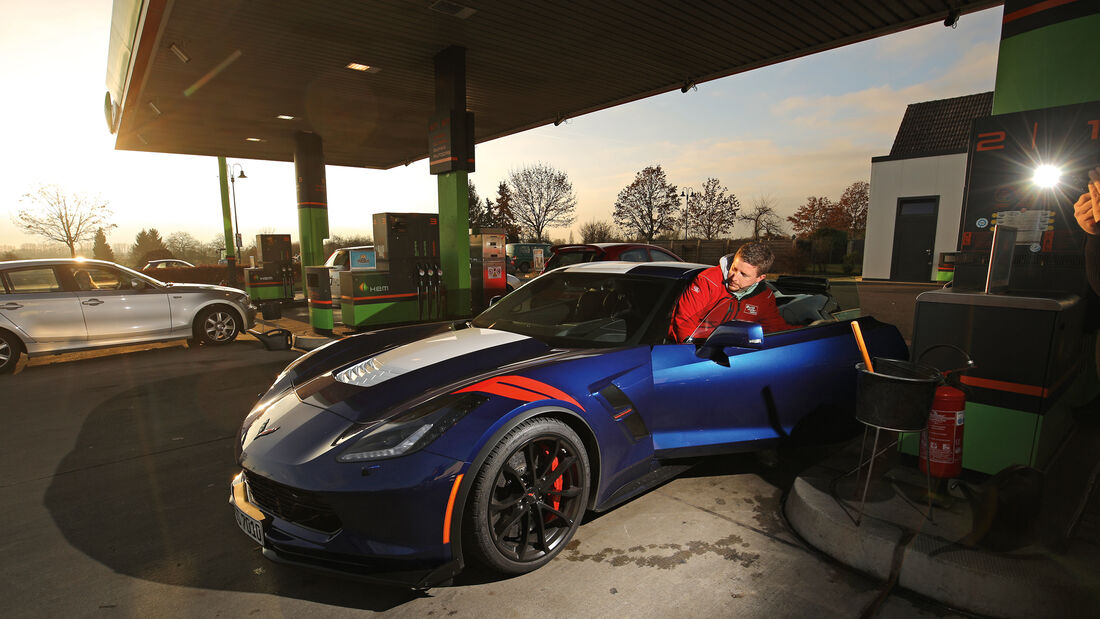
{"left": 466, "top": 417, "right": 590, "bottom": 574}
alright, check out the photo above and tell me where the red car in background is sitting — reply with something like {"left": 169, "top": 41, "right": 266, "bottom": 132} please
{"left": 541, "top": 243, "right": 683, "bottom": 273}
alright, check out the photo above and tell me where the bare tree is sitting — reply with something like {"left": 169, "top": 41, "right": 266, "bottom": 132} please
{"left": 739, "top": 195, "right": 787, "bottom": 240}
{"left": 579, "top": 219, "right": 618, "bottom": 243}
{"left": 14, "top": 185, "right": 115, "bottom": 257}
{"left": 167, "top": 231, "right": 205, "bottom": 263}
{"left": 613, "top": 165, "right": 679, "bottom": 242}
{"left": 508, "top": 163, "right": 577, "bottom": 242}
{"left": 684, "top": 177, "right": 739, "bottom": 239}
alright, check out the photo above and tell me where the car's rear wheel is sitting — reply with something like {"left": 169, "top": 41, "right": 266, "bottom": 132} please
{"left": 0, "top": 330, "right": 22, "bottom": 374}
{"left": 466, "top": 417, "right": 589, "bottom": 574}
{"left": 193, "top": 306, "right": 240, "bottom": 345}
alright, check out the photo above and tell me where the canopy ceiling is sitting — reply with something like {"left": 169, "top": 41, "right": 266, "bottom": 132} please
{"left": 110, "top": 0, "right": 1002, "bottom": 169}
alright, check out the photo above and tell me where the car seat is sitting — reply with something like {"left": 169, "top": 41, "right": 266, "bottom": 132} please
{"left": 74, "top": 271, "right": 94, "bottom": 291}
{"left": 574, "top": 289, "right": 606, "bottom": 321}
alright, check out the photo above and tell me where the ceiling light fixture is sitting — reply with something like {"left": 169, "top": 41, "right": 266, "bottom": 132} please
{"left": 245, "top": 137, "right": 264, "bottom": 142}
{"left": 148, "top": 101, "right": 162, "bottom": 115}
{"left": 944, "top": 8, "right": 960, "bottom": 28}
{"left": 429, "top": 0, "right": 476, "bottom": 19}
{"left": 346, "top": 62, "right": 371, "bottom": 71}
{"left": 169, "top": 43, "right": 190, "bottom": 63}
{"left": 276, "top": 114, "right": 295, "bottom": 120}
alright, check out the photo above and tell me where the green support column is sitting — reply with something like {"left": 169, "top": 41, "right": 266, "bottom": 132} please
{"left": 992, "top": 1, "right": 1100, "bottom": 114}
{"left": 430, "top": 45, "right": 474, "bottom": 319}
{"left": 294, "top": 131, "right": 331, "bottom": 332}
{"left": 217, "top": 156, "right": 238, "bottom": 288}
{"left": 438, "top": 170, "right": 472, "bottom": 317}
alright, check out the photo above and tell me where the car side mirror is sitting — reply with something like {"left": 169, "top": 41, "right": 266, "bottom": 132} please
{"left": 131, "top": 278, "right": 147, "bottom": 290}
{"left": 695, "top": 320, "right": 764, "bottom": 367}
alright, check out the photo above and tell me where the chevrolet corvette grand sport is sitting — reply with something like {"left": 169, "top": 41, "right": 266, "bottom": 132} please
{"left": 231, "top": 261, "right": 906, "bottom": 587}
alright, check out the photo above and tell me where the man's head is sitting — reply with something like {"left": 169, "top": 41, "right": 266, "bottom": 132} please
{"left": 725, "top": 242, "right": 774, "bottom": 293}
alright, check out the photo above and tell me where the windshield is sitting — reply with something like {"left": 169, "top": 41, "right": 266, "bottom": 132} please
{"left": 545, "top": 250, "right": 596, "bottom": 272}
{"left": 471, "top": 271, "right": 677, "bottom": 347}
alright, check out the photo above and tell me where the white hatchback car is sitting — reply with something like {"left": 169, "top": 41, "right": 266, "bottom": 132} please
{"left": 0, "top": 258, "right": 257, "bottom": 374}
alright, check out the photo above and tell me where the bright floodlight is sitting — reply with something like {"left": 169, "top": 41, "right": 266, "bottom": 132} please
{"left": 1033, "top": 164, "right": 1062, "bottom": 188}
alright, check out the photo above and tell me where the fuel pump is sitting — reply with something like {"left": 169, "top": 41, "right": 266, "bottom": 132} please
{"left": 416, "top": 263, "right": 426, "bottom": 320}
{"left": 433, "top": 262, "right": 442, "bottom": 318}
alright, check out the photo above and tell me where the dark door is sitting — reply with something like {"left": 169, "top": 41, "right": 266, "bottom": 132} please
{"left": 890, "top": 197, "right": 939, "bottom": 282}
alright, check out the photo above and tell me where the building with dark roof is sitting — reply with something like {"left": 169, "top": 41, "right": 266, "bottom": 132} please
{"left": 863, "top": 92, "right": 994, "bottom": 281}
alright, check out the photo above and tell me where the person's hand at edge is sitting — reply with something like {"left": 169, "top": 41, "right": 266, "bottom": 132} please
{"left": 1075, "top": 166, "right": 1100, "bottom": 235}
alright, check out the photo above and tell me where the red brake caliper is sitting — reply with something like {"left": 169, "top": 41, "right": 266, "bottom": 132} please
{"left": 550, "top": 455, "right": 562, "bottom": 512}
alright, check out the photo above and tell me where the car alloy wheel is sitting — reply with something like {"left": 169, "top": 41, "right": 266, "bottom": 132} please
{"left": 195, "top": 306, "right": 240, "bottom": 345}
{"left": 467, "top": 417, "right": 589, "bottom": 574}
{"left": 0, "top": 332, "right": 17, "bottom": 374}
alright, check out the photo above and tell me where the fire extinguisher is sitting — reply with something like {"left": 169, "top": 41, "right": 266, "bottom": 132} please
{"left": 919, "top": 382, "right": 966, "bottom": 478}
{"left": 917, "top": 345, "right": 974, "bottom": 479}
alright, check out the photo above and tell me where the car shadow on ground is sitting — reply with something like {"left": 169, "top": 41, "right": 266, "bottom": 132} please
{"left": 40, "top": 355, "right": 420, "bottom": 612}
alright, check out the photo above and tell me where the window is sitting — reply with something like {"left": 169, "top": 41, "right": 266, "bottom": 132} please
{"left": 549, "top": 251, "right": 596, "bottom": 269}
{"left": 650, "top": 248, "right": 679, "bottom": 261}
{"left": 618, "top": 248, "right": 648, "bottom": 262}
{"left": 7, "top": 268, "right": 62, "bottom": 293}
{"left": 73, "top": 266, "right": 127, "bottom": 291}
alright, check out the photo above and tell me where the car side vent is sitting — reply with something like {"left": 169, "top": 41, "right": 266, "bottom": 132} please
{"left": 598, "top": 384, "right": 649, "bottom": 440}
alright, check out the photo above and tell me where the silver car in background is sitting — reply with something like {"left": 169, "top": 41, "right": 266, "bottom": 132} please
{"left": 0, "top": 258, "right": 257, "bottom": 374}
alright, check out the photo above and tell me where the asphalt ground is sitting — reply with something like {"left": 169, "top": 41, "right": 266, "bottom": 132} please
{"left": 0, "top": 338, "right": 969, "bottom": 617}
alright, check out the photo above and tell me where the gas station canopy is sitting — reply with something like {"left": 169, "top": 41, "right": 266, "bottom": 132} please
{"left": 108, "top": 0, "right": 1001, "bottom": 169}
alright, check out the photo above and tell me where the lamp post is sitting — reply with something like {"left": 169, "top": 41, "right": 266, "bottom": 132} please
{"left": 680, "top": 189, "right": 694, "bottom": 240}
{"left": 228, "top": 163, "right": 247, "bottom": 262}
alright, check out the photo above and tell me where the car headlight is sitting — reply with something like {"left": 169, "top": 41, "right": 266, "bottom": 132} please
{"left": 337, "top": 393, "right": 488, "bottom": 462}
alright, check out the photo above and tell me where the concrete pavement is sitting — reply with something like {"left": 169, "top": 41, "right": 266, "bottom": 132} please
{"left": 2, "top": 339, "right": 959, "bottom": 617}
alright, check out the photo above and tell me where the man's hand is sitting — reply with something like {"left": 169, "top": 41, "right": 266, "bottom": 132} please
{"left": 1075, "top": 166, "right": 1100, "bottom": 235}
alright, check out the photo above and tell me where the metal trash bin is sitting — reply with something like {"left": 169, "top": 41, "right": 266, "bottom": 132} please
{"left": 852, "top": 357, "right": 942, "bottom": 524}
{"left": 856, "top": 358, "right": 940, "bottom": 431}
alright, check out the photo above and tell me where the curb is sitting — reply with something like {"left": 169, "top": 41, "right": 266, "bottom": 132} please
{"left": 785, "top": 468, "right": 1097, "bottom": 617}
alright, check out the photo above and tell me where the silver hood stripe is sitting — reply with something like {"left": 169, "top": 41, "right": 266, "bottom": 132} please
{"left": 334, "top": 328, "right": 532, "bottom": 388}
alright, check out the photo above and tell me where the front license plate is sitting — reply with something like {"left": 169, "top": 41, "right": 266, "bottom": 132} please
{"left": 235, "top": 506, "right": 265, "bottom": 547}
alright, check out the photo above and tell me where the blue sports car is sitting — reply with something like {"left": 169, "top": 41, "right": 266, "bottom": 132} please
{"left": 231, "top": 261, "right": 906, "bottom": 587}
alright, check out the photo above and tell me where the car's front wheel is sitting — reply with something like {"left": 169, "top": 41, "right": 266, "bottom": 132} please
{"left": 0, "top": 330, "right": 22, "bottom": 374}
{"left": 193, "top": 306, "right": 241, "bottom": 345}
{"left": 466, "top": 417, "right": 590, "bottom": 574}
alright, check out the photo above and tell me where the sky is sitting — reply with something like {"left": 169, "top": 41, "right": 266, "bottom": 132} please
{"left": 0, "top": 1, "right": 1005, "bottom": 253}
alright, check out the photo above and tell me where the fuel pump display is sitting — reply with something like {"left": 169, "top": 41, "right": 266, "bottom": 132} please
{"left": 470, "top": 229, "right": 507, "bottom": 313}
{"left": 906, "top": 99, "right": 1098, "bottom": 475}
{"left": 244, "top": 234, "right": 294, "bottom": 305}
{"left": 340, "top": 213, "right": 444, "bottom": 328}
{"left": 955, "top": 99, "right": 1099, "bottom": 293}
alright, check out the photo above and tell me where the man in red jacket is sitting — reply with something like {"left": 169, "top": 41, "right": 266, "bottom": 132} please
{"left": 669, "top": 242, "right": 791, "bottom": 343}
